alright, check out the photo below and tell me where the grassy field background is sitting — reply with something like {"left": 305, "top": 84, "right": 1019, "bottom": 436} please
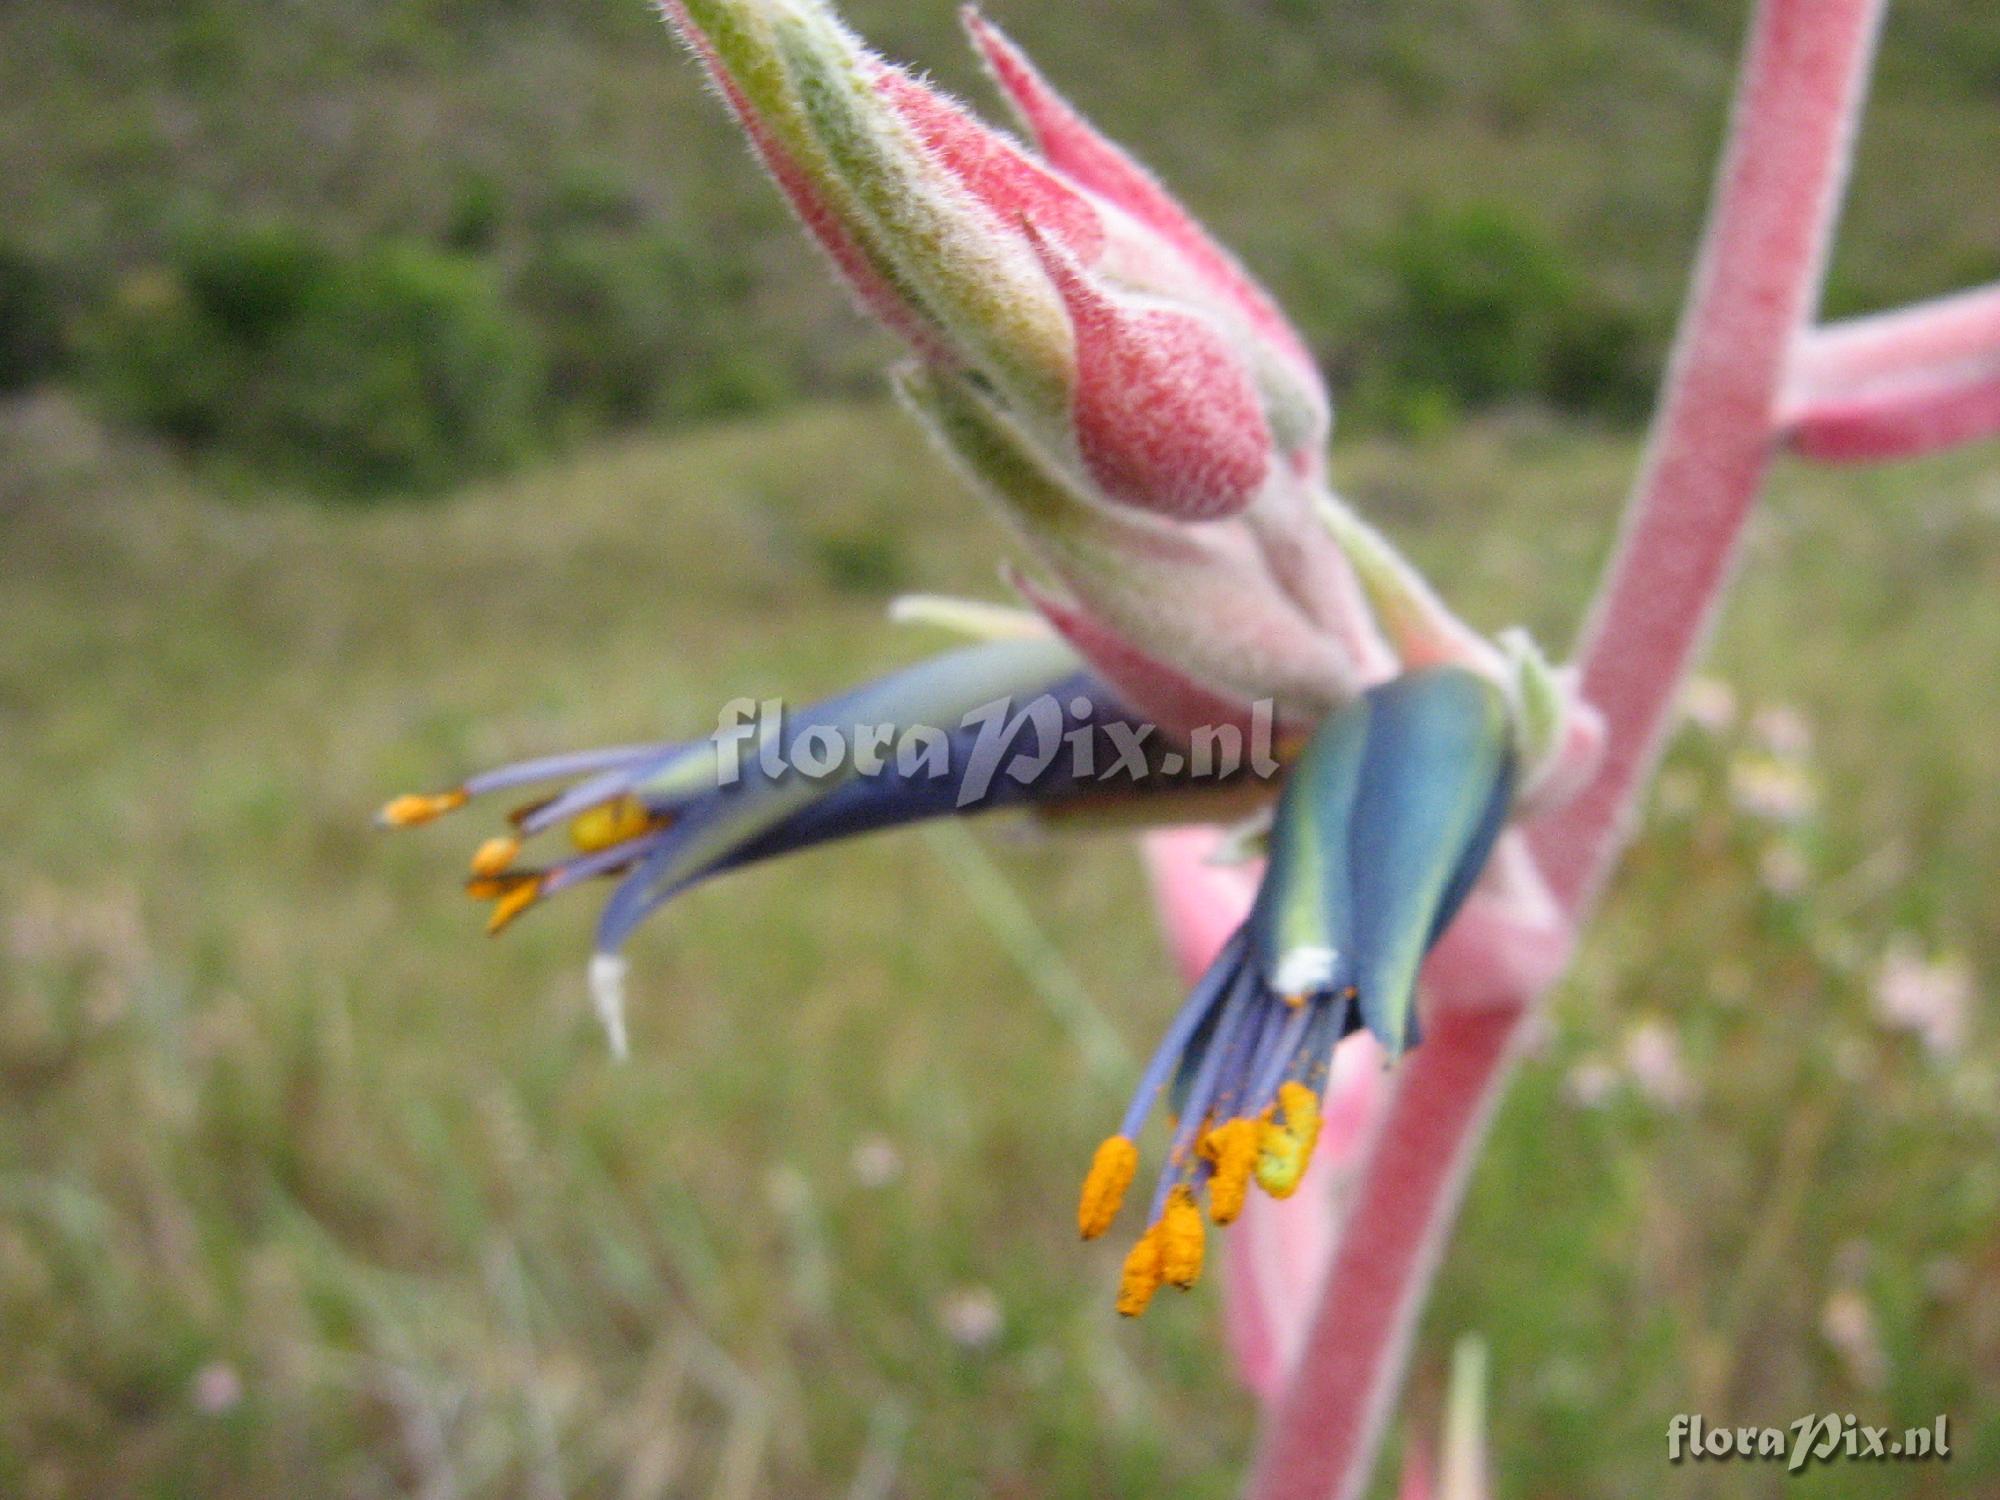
{"left": 4, "top": 0, "right": 1999, "bottom": 491}
{"left": 4, "top": 0, "right": 2000, "bottom": 1494}
{"left": 3, "top": 388, "right": 1997, "bottom": 1497}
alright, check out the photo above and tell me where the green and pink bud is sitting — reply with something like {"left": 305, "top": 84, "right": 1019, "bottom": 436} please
{"left": 661, "top": 0, "right": 1324, "bottom": 522}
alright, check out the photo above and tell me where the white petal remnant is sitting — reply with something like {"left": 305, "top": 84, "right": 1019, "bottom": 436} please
{"left": 589, "top": 952, "right": 631, "bottom": 1061}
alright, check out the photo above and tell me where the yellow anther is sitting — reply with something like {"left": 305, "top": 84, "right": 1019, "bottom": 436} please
{"left": 485, "top": 876, "right": 543, "bottom": 935}
{"left": 1159, "top": 1187, "right": 1205, "bottom": 1289}
{"left": 568, "top": 795, "right": 653, "bottom": 853}
{"left": 1115, "top": 1225, "right": 1165, "bottom": 1317}
{"left": 469, "top": 835, "right": 523, "bottom": 878}
{"left": 1254, "top": 1084, "right": 1324, "bottom": 1199}
{"left": 378, "top": 789, "right": 468, "bottom": 827}
{"left": 1283, "top": 991, "right": 1309, "bottom": 1009}
{"left": 1278, "top": 1080, "right": 1324, "bottom": 1161}
{"left": 1254, "top": 1120, "right": 1307, "bottom": 1199}
{"left": 1199, "top": 1118, "right": 1260, "bottom": 1225}
{"left": 1078, "top": 1135, "right": 1138, "bottom": 1240}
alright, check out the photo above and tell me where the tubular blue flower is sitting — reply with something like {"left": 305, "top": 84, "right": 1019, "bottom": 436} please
{"left": 381, "top": 635, "right": 1279, "bottom": 1055}
{"left": 1074, "top": 668, "right": 1515, "bottom": 1312}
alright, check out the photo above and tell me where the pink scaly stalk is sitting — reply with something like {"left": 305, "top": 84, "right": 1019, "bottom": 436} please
{"left": 1230, "top": 3, "right": 1892, "bottom": 1496}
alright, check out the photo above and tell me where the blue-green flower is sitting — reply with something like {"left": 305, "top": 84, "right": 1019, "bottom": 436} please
{"left": 1076, "top": 667, "right": 1514, "bottom": 1313}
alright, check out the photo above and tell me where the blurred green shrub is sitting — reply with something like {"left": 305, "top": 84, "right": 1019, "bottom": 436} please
{"left": 516, "top": 172, "right": 795, "bottom": 428}
{"left": 0, "top": 244, "right": 68, "bottom": 393}
{"left": 82, "top": 220, "right": 541, "bottom": 495}
{"left": 1345, "top": 203, "right": 1652, "bottom": 434}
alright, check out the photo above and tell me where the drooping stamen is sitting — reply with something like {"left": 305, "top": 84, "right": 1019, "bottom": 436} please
{"left": 470, "top": 836, "right": 523, "bottom": 878}
{"left": 378, "top": 789, "right": 468, "bottom": 827}
{"left": 540, "top": 826, "right": 679, "bottom": 897}
{"left": 515, "top": 747, "right": 696, "bottom": 838}
{"left": 1078, "top": 1135, "right": 1139, "bottom": 1240}
{"left": 1116, "top": 1223, "right": 1165, "bottom": 1317}
{"left": 1152, "top": 965, "right": 1263, "bottom": 1219}
{"left": 1114, "top": 930, "right": 1249, "bottom": 1144}
{"left": 484, "top": 874, "right": 545, "bottom": 935}
{"left": 1158, "top": 1185, "right": 1206, "bottom": 1289}
{"left": 462, "top": 744, "right": 665, "bottom": 798}
{"left": 1254, "top": 1080, "right": 1324, "bottom": 1199}
{"left": 1198, "top": 1117, "right": 1259, "bottom": 1225}
{"left": 1242, "top": 988, "right": 1332, "bottom": 1118}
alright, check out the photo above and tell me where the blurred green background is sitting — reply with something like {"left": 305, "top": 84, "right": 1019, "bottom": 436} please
{"left": 2, "top": 0, "right": 1996, "bottom": 1495}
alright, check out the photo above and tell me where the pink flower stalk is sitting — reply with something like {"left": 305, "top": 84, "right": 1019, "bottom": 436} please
{"left": 1235, "top": 1, "right": 2000, "bottom": 1495}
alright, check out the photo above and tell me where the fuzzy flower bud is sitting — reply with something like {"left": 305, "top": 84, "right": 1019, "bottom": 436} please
{"left": 663, "top": 0, "right": 1323, "bottom": 525}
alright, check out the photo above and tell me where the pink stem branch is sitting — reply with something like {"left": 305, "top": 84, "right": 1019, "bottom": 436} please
{"left": 1786, "top": 281, "right": 2000, "bottom": 399}
{"left": 1780, "top": 282, "right": 2000, "bottom": 461}
{"left": 1785, "top": 363, "right": 2000, "bottom": 463}
{"left": 1242, "top": 3, "right": 1887, "bottom": 1496}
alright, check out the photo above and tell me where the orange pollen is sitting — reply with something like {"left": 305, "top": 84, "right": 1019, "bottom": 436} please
{"left": 1278, "top": 1080, "right": 1324, "bottom": 1161}
{"left": 378, "top": 789, "right": 468, "bottom": 828}
{"left": 1159, "top": 1187, "right": 1205, "bottom": 1289}
{"left": 1078, "top": 1135, "right": 1138, "bottom": 1240}
{"left": 469, "top": 835, "right": 523, "bottom": 878}
{"left": 1254, "top": 1119, "right": 1307, "bottom": 1199}
{"left": 568, "top": 795, "right": 655, "bottom": 853}
{"left": 485, "top": 876, "right": 544, "bottom": 935}
{"left": 1115, "top": 1225, "right": 1164, "bottom": 1317}
{"left": 1199, "top": 1118, "right": 1260, "bottom": 1224}
{"left": 1254, "top": 1083, "right": 1324, "bottom": 1199}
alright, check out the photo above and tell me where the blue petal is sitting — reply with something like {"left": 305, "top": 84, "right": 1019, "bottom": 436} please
{"left": 1344, "top": 668, "right": 1515, "bottom": 1055}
